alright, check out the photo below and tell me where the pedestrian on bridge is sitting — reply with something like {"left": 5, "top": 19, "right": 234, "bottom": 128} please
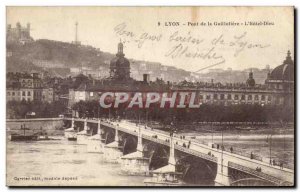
{"left": 221, "top": 145, "right": 225, "bottom": 151}
{"left": 256, "top": 167, "right": 261, "bottom": 172}
{"left": 230, "top": 147, "right": 233, "bottom": 153}
{"left": 280, "top": 162, "right": 284, "bottom": 169}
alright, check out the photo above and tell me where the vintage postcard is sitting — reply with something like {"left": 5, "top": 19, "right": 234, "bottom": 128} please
{"left": 6, "top": 6, "right": 294, "bottom": 187}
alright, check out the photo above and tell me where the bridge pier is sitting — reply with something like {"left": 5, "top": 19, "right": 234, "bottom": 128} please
{"left": 144, "top": 136, "right": 183, "bottom": 186}
{"left": 103, "top": 126, "right": 123, "bottom": 163}
{"left": 64, "top": 117, "right": 77, "bottom": 140}
{"left": 87, "top": 120, "right": 105, "bottom": 153}
{"left": 214, "top": 154, "right": 232, "bottom": 186}
{"left": 120, "top": 126, "right": 150, "bottom": 175}
{"left": 61, "top": 117, "right": 294, "bottom": 186}
{"left": 77, "top": 118, "right": 89, "bottom": 145}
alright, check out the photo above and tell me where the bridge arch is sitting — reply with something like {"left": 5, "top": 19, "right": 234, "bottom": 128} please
{"left": 176, "top": 155, "right": 217, "bottom": 185}
{"left": 104, "top": 130, "right": 115, "bottom": 144}
{"left": 122, "top": 135, "right": 137, "bottom": 155}
{"left": 142, "top": 142, "right": 169, "bottom": 170}
{"left": 231, "top": 177, "right": 276, "bottom": 186}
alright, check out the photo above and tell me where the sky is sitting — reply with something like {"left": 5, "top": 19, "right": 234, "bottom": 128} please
{"left": 6, "top": 7, "right": 294, "bottom": 73}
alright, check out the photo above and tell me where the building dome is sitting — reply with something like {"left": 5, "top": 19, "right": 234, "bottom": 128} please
{"left": 110, "top": 56, "right": 130, "bottom": 68}
{"left": 265, "top": 50, "right": 294, "bottom": 91}
{"left": 268, "top": 50, "right": 294, "bottom": 81}
{"left": 109, "top": 41, "right": 131, "bottom": 80}
{"left": 246, "top": 70, "right": 255, "bottom": 87}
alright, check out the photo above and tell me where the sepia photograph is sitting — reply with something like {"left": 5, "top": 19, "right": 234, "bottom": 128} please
{"left": 5, "top": 6, "right": 295, "bottom": 187}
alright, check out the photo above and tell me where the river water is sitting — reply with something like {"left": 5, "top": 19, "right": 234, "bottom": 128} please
{"left": 6, "top": 135, "right": 294, "bottom": 186}
{"left": 6, "top": 137, "right": 146, "bottom": 186}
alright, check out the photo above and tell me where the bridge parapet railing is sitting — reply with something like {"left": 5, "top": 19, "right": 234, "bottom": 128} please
{"left": 191, "top": 138, "right": 209, "bottom": 146}
{"left": 66, "top": 117, "right": 293, "bottom": 170}
{"left": 118, "top": 126, "right": 138, "bottom": 136}
{"left": 175, "top": 145, "right": 217, "bottom": 162}
{"left": 190, "top": 138, "right": 264, "bottom": 163}
{"left": 7, "top": 118, "right": 63, "bottom": 122}
{"left": 226, "top": 148, "right": 263, "bottom": 162}
{"left": 228, "top": 162, "right": 285, "bottom": 186}
{"left": 142, "top": 135, "right": 169, "bottom": 146}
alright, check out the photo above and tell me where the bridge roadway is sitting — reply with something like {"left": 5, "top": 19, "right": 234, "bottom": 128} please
{"left": 64, "top": 117, "right": 294, "bottom": 186}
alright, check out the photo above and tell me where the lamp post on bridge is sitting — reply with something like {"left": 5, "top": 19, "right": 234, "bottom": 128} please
{"left": 269, "top": 134, "right": 272, "bottom": 165}
{"left": 221, "top": 128, "right": 224, "bottom": 173}
{"left": 108, "top": 108, "right": 111, "bottom": 120}
{"left": 211, "top": 121, "right": 214, "bottom": 145}
{"left": 138, "top": 111, "right": 141, "bottom": 125}
{"left": 145, "top": 110, "right": 148, "bottom": 127}
{"left": 267, "top": 123, "right": 273, "bottom": 165}
{"left": 97, "top": 107, "right": 100, "bottom": 120}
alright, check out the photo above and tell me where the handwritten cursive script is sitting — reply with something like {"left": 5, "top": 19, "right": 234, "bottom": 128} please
{"left": 113, "top": 22, "right": 271, "bottom": 72}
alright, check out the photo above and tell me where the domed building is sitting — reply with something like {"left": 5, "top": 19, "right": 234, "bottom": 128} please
{"left": 265, "top": 50, "right": 294, "bottom": 107}
{"left": 265, "top": 50, "right": 294, "bottom": 91}
{"left": 109, "top": 41, "right": 131, "bottom": 81}
{"left": 246, "top": 70, "right": 255, "bottom": 87}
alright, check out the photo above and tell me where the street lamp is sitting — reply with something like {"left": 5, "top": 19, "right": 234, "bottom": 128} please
{"left": 221, "top": 128, "right": 224, "bottom": 174}
{"left": 108, "top": 108, "right": 111, "bottom": 120}
{"left": 211, "top": 121, "right": 214, "bottom": 145}
{"left": 269, "top": 134, "right": 272, "bottom": 164}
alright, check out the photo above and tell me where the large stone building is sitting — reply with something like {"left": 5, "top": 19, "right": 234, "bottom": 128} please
{"left": 179, "top": 51, "right": 294, "bottom": 106}
{"left": 6, "top": 72, "right": 54, "bottom": 103}
{"left": 68, "top": 42, "right": 294, "bottom": 108}
{"left": 7, "top": 22, "right": 33, "bottom": 44}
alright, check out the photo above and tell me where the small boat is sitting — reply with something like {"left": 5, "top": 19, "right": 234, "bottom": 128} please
{"left": 10, "top": 134, "right": 39, "bottom": 141}
{"left": 10, "top": 124, "right": 38, "bottom": 141}
{"left": 68, "top": 137, "right": 77, "bottom": 141}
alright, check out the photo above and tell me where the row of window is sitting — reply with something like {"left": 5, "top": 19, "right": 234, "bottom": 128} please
{"left": 199, "top": 94, "right": 272, "bottom": 101}
{"left": 7, "top": 91, "right": 20, "bottom": 96}
{"left": 8, "top": 96, "right": 50, "bottom": 101}
{"left": 8, "top": 91, "right": 52, "bottom": 97}
{"left": 7, "top": 91, "right": 31, "bottom": 96}
{"left": 86, "top": 92, "right": 275, "bottom": 102}
{"left": 33, "top": 91, "right": 42, "bottom": 97}
{"left": 268, "top": 83, "right": 284, "bottom": 90}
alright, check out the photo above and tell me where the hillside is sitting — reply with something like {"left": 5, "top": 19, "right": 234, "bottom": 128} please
{"left": 6, "top": 39, "right": 192, "bottom": 81}
{"left": 6, "top": 39, "right": 269, "bottom": 83}
{"left": 7, "top": 39, "right": 110, "bottom": 69}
